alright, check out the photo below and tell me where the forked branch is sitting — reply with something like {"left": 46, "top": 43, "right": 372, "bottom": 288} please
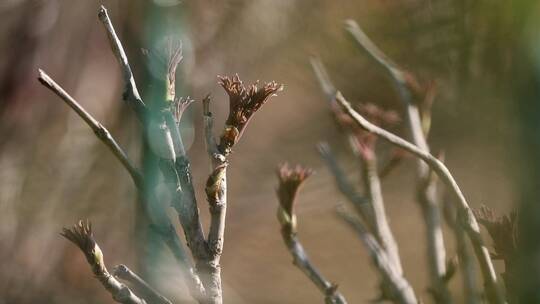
{"left": 114, "top": 264, "right": 173, "bottom": 304}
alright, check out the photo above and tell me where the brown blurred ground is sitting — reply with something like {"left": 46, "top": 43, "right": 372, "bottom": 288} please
{"left": 0, "top": 0, "right": 522, "bottom": 303}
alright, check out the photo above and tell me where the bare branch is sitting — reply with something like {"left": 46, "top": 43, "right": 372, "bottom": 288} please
{"left": 61, "top": 221, "right": 147, "bottom": 304}
{"left": 335, "top": 91, "right": 505, "bottom": 304}
{"left": 337, "top": 209, "right": 417, "bottom": 304}
{"left": 276, "top": 164, "right": 348, "bottom": 304}
{"left": 200, "top": 94, "right": 227, "bottom": 303}
{"left": 114, "top": 264, "right": 172, "bottom": 304}
{"left": 38, "top": 69, "right": 143, "bottom": 189}
{"left": 98, "top": 6, "right": 146, "bottom": 120}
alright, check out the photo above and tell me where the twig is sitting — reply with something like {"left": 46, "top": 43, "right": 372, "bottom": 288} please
{"left": 344, "top": 20, "right": 451, "bottom": 302}
{"left": 335, "top": 91, "right": 505, "bottom": 304}
{"left": 61, "top": 221, "right": 147, "bottom": 304}
{"left": 276, "top": 164, "right": 348, "bottom": 304}
{"left": 98, "top": 6, "right": 146, "bottom": 120}
{"left": 38, "top": 69, "right": 143, "bottom": 189}
{"left": 337, "top": 209, "right": 417, "bottom": 304}
{"left": 114, "top": 264, "right": 173, "bottom": 304}
{"left": 317, "top": 143, "right": 373, "bottom": 223}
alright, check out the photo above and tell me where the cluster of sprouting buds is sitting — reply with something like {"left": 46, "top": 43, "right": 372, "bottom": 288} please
{"left": 276, "top": 164, "right": 314, "bottom": 235}
{"left": 61, "top": 220, "right": 106, "bottom": 279}
{"left": 473, "top": 205, "right": 519, "bottom": 296}
{"left": 218, "top": 74, "right": 283, "bottom": 155}
{"left": 473, "top": 205, "right": 518, "bottom": 263}
{"left": 330, "top": 99, "right": 400, "bottom": 160}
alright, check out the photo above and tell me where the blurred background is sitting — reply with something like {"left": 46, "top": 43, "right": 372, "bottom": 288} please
{"left": 1, "top": 0, "right": 538, "bottom": 303}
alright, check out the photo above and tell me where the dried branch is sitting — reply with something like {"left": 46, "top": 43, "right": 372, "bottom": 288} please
{"left": 337, "top": 209, "right": 417, "bottom": 304}
{"left": 98, "top": 6, "right": 146, "bottom": 120}
{"left": 114, "top": 264, "right": 172, "bottom": 304}
{"left": 335, "top": 91, "right": 505, "bottom": 304}
{"left": 344, "top": 20, "right": 450, "bottom": 302}
{"left": 276, "top": 164, "right": 348, "bottom": 304}
{"left": 61, "top": 221, "right": 147, "bottom": 304}
{"left": 38, "top": 69, "right": 143, "bottom": 189}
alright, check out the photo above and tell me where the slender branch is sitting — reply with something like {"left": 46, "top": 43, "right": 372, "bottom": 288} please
{"left": 98, "top": 6, "right": 146, "bottom": 120}
{"left": 335, "top": 91, "right": 505, "bottom": 304}
{"left": 359, "top": 150, "right": 403, "bottom": 275}
{"left": 337, "top": 209, "right": 417, "bottom": 304}
{"left": 114, "top": 264, "right": 172, "bottom": 304}
{"left": 344, "top": 20, "right": 450, "bottom": 302}
{"left": 276, "top": 164, "right": 348, "bottom": 304}
{"left": 38, "top": 69, "right": 143, "bottom": 188}
{"left": 61, "top": 221, "right": 147, "bottom": 304}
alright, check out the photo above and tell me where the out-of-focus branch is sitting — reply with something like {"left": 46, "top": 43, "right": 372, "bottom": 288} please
{"left": 337, "top": 209, "right": 417, "bottom": 304}
{"left": 344, "top": 20, "right": 451, "bottom": 302}
{"left": 276, "top": 164, "right": 348, "bottom": 304}
{"left": 357, "top": 146, "right": 403, "bottom": 275}
{"left": 114, "top": 265, "right": 172, "bottom": 304}
{"left": 38, "top": 70, "right": 143, "bottom": 189}
{"left": 317, "top": 143, "right": 373, "bottom": 224}
{"left": 335, "top": 91, "right": 505, "bottom": 304}
{"left": 61, "top": 221, "right": 147, "bottom": 304}
{"left": 98, "top": 6, "right": 146, "bottom": 120}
